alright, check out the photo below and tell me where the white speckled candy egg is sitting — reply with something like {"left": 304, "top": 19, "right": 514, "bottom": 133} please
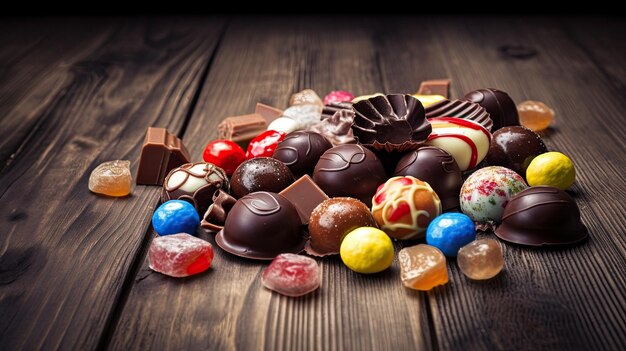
{"left": 460, "top": 166, "right": 527, "bottom": 223}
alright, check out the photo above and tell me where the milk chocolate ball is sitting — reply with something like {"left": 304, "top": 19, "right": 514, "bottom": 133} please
{"left": 307, "top": 197, "right": 377, "bottom": 255}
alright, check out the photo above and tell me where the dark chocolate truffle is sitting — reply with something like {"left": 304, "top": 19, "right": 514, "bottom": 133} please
{"left": 215, "top": 192, "right": 305, "bottom": 260}
{"left": 495, "top": 186, "right": 588, "bottom": 246}
{"left": 162, "top": 162, "right": 229, "bottom": 215}
{"left": 393, "top": 146, "right": 463, "bottom": 210}
{"left": 313, "top": 144, "right": 386, "bottom": 206}
{"left": 307, "top": 197, "right": 377, "bottom": 256}
{"left": 352, "top": 94, "right": 431, "bottom": 152}
{"left": 273, "top": 131, "right": 333, "bottom": 177}
{"left": 464, "top": 88, "right": 519, "bottom": 131}
{"left": 425, "top": 99, "right": 493, "bottom": 132}
{"left": 486, "top": 126, "right": 547, "bottom": 178}
{"left": 230, "top": 157, "right": 295, "bottom": 199}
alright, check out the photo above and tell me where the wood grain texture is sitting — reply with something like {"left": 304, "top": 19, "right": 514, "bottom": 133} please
{"left": 562, "top": 17, "right": 626, "bottom": 91}
{"left": 1, "top": 16, "right": 624, "bottom": 351}
{"left": 0, "top": 19, "right": 114, "bottom": 170}
{"left": 0, "top": 18, "right": 224, "bottom": 350}
{"left": 376, "top": 17, "right": 626, "bottom": 351}
{"left": 108, "top": 18, "right": 434, "bottom": 351}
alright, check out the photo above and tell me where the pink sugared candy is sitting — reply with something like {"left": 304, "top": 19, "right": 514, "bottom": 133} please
{"left": 323, "top": 90, "right": 355, "bottom": 105}
{"left": 261, "top": 253, "right": 321, "bottom": 297}
{"left": 148, "top": 233, "right": 214, "bottom": 277}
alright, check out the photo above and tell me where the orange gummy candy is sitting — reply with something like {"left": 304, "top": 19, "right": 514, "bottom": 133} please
{"left": 398, "top": 244, "right": 448, "bottom": 291}
{"left": 517, "top": 100, "right": 554, "bottom": 132}
{"left": 89, "top": 160, "right": 132, "bottom": 197}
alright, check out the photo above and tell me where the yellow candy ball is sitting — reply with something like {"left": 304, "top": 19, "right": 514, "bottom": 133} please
{"left": 526, "top": 152, "right": 576, "bottom": 190}
{"left": 340, "top": 227, "right": 394, "bottom": 274}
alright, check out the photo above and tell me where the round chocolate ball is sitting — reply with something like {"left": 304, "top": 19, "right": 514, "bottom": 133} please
{"left": 313, "top": 144, "right": 386, "bottom": 206}
{"left": 464, "top": 88, "right": 519, "bottom": 131}
{"left": 230, "top": 157, "right": 295, "bottom": 199}
{"left": 162, "top": 162, "right": 229, "bottom": 216}
{"left": 495, "top": 186, "right": 588, "bottom": 246}
{"left": 273, "top": 131, "right": 333, "bottom": 178}
{"left": 215, "top": 192, "right": 305, "bottom": 260}
{"left": 307, "top": 197, "right": 377, "bottom": 256}
{"left": 485, "top": 126, "right": 547, "bottom": 178}
{"left": 394, "top": 146, "right": 463, "bottom": 210}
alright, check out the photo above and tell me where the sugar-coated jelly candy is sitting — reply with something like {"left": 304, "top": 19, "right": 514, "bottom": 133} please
{"left": 457, "top": 239, "right": 504, "bottom": 280}
{"left": 89, "top": 160, "right": 131, "bottom": 197}
{"left": 323, "top": 90, "right": 354, "bottom": 105}
{"left": 426, "top": 213, "right": 476, "bottom": 257}
{"left": 517, "top": 100, "right": 554, "bottom": 132}
{"left": 152, "top": 200, "right": 200, "bottom": 236}
{"left": 262, "top": 253, "right": 321, "bottom": 297}
{"left": 148, "top": 233, "right": 214, "bottom": 277}
{"left": 398, "top": 244, "right": 448, "bottom": 291}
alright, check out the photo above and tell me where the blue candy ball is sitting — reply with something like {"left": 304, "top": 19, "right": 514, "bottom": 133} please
{"left": 426, "top": 213, "right": 476, "bottom": 257}
{"left": 152, "top": 200, "right": 200, "bottom": 236}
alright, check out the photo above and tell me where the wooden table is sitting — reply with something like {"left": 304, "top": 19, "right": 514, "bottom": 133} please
{"left": 1, "top": 16, "right": 624, "bottom": 351}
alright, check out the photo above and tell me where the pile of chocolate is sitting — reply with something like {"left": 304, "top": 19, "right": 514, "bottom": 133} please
{"left": 91, "top": 80, "right": 588, "bottom": 295}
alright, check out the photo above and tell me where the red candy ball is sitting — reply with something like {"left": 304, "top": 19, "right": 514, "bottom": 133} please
{"left": 202, "top": 140, "right": 246, "bottom": 176}
{"left": 246, "top": 130, "right": 286, "bottom": 159}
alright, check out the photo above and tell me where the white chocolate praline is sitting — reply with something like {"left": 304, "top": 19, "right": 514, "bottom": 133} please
{"left": 167, "top": 163, "right": 210, "bottom": 193}
{"left": 425, "top": 118, "right": 491, "bottom": 171}
{"left": 282, "top": 104, "right": 322, "bottom": 129}
{"left": 268, "top": 117, "right": 301, "bottom": 134}
{"left": 371, "top": 176, "right": 442, "bottom": 240}
{"left": 460, "top": 166, "right": 527, "bottom": 223}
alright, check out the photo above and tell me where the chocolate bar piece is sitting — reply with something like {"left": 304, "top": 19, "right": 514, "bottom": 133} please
{"left": 136, "top": 127, "right": 190, "bottom": 186}
{"left": 279, "top": 175, "right": 329, "bottom": 225}
{"left": 417, "top": 79, "right": 451, "bottom": 98}
{"left": 218, "top": 113, "right": 267, "bottom": 145}
{"left": 255, "top": 102, "right": 283, "bottom": 123}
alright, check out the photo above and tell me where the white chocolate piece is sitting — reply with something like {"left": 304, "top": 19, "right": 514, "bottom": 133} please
{"left": 167, "top": 163, "right": 211, "bottom": 193}
{"left": 282, "top": 104, "right": 322, "bottom": 129}
{"left": 268, "top": 117, "right": 301, "bottom": 134}
{"left": 425, "top": 117, "right": 491, "bottom": 171}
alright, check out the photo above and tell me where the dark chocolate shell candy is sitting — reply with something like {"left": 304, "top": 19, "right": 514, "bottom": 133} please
{"left": 352, "top": 94, "right": 431, "bottom": 152}
{"left": 495, "top": 186, "right": 588, "bottom": 246}
{"left": 425, "top": 99, "right": 493, "bottom": 132}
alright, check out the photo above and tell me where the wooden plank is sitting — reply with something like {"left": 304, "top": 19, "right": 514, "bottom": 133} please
{"left": 0, "top": 19, "right": 115, "bottom": 170}
{"left": 376, "top": 17, "right": 626, "bottom": 350}
{"left": 0, "top": 18, "right": 224, "bottom": 350}
{"left": 561, "top": 17, "right": 626, "bottom": 90}
{"left": 109, "top": 18, "right": 434, "bottom": 351}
